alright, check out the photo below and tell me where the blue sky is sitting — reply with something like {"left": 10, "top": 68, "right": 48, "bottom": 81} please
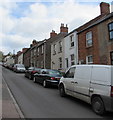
{"left": 1, "top": 0, "right": 113, "bottom": 55}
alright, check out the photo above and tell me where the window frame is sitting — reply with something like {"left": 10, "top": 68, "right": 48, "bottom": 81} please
{"left": 86, "top": 55, "right": 93, "bottom": 64}
{"left": 70, "top": 35, "right": 74, "bottom": 48}
{"left": 53, "top": 44, "right": 56, "bottom": 55}
{"left": 58, "top": 41, "right": 62, "bottom": 53}
{"left": 108, "top": 22, "right": 113, "bottom": 41}
{"left": 110, "top": 51, "right": 113, "bottom": 65}
{"left": 86, "top": 31, "right": 93, "bottom": 47}
{"left": 59, "top": 57, "right": 62, "bottom": 69}
{"left": 70, "top": 54, "right": 75, "bottom": 66}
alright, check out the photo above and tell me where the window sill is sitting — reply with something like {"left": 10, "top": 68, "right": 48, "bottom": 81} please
{"left": 86, "top": 45, "right": 93, "bottom": 49}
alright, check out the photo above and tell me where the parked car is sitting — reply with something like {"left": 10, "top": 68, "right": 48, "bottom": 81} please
{"left": 13, "top": 64, "right": 26, "bottom": 73}
{"left": 33, "top": 69, "right": 62, "bottom": 87}
{"left": 25, "top": 67, "right": 41, "bottom": 80}
{"left": 59, "top": 65, "right": 113, "bottom": 115}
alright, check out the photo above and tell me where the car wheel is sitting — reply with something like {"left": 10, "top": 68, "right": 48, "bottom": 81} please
{"left": 43, "top": 80, "right": 47, "bottom": 88}
{"left": 91, "top": 96, "right": 105, "bottom": 115}
{"left": 29, "top": 75, "right": 32, "bottom": 80}
{"left": 33, "top": 77, "right": 36, "bottom": 83}
{"left": 59, "top": 84, "right": 66, "bottom": 97}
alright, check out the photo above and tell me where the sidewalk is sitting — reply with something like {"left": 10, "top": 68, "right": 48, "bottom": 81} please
{"left": 1, "top": 66, "right": 22, "bottom": 119}
{"left": 2, "top": 79, "right": 21, "bottom": 118}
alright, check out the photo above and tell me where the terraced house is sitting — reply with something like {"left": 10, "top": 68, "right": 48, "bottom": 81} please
{"left": 77, "top": 2, "right": 113, "bottom": 65}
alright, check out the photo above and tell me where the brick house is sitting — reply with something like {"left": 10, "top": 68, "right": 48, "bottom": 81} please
{"left": 23, "top": 48, "right": 30, "bottom": 68}
{"left": 77, "top": 2, "right": 113, "bottom": 65}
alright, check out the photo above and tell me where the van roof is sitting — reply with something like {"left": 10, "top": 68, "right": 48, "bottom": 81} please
{"left": 71, "top": 64, "right": 113, "bottom": 68}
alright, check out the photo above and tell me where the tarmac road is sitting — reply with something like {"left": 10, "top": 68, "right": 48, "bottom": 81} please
{"left": 2, "top": 67, "right": 113, "bottom": 118}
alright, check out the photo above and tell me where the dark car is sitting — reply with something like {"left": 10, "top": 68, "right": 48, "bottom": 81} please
{"left": 33, "top": 69, "right": 62, "bottom": 87}
{"left": 25, "top": 67, "right": 41, "bottom": 80}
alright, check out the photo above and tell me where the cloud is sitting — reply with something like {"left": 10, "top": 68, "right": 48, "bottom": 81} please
{"left": 1, "top": 0, "right": 104, "bottom": 55}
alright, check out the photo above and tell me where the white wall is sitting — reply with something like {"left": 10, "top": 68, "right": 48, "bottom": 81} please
{"left": 64, "top": 31, "right": 78, "bottom": 71}
{"left": 51, "top": 38, "right": 65, "bottom": 72}
{"left": 18, "top": 53, "right": 23, "bottom": 64}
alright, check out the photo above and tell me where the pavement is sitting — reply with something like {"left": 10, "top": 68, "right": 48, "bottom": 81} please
{"left": 0, "top": 66, "right": 23, "bottom": 119}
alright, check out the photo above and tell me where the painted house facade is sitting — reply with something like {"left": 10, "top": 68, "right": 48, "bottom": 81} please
{"left": 64, "top": 30, "right": 78, "bottom": 71}
{"left": 51, "top": 24, "right": 68, "bottom": 71}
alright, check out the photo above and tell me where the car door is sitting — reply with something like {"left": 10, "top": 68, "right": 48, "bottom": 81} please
{"left": 62, "top": 67, "right": 76, "bottom": 96}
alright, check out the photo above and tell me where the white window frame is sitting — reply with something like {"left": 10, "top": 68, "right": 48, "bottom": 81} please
{"left": 37, "top": 47, "right": 39, "bottom": 56}
{"left": 86, "top": 55, "right": 93, "bottom": 64}
{"left": 53, "top": 44, "right": 56, "bottom": 55}
{"left": 41, "top": 45, "right": 44, "bottom": 54}
{"left": 70, "top": 54, "right": 75, "bottom": 66}
{"left": 59, "top": 41, "right": 62, "bottom": 52}
{"left": 70, "top": 35, "right": 74, "bottom": 48}
{"left": 86, "top": 31, "right": 93, "bottom": 47}
{"left": 59, "top": 57, "right": 62, "bottom": 69}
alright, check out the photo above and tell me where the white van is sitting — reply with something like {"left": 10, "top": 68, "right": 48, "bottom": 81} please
{"left": 59, "top": 65, "right": 113, "bottom": 115}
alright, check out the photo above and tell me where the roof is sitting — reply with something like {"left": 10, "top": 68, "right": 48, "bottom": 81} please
{"left": 77, "top": 12, "right": 113, "bottom": 34}
{"left": 50, "top": 32, "right": 68, "bottom": 44}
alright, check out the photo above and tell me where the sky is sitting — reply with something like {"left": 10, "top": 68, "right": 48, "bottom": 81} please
{"left": 0, "top": 0, "right": 113, "bottom": 55}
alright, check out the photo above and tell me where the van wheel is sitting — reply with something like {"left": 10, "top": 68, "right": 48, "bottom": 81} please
{"left": 59, "top": 85, "right": 66, "bottom": 97}
{"left": 91, "top": 96, "right": 105, "bottom": 115}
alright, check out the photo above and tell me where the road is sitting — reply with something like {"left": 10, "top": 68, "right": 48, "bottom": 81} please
{"left": 2, "top": 67, "right": 113, "bottom": 118}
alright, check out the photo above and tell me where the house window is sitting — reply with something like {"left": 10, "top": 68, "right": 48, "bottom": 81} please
{"left": 41, "top": 61, "right": 44, "bottom": 68}
{"left": 41, "top": 45, "right": 44, "bottom": 54}
{"left": 70, "top": 35, "right": 74, "bottom": 47}
{"left": 86, "top": 55, "right": 93, "bottom": 64}
{"left": 59, "top": 57, "right": 62, "bottom": 69}
{"left": 86, "top": 31, "right": 93, "bottom": 47}
{"left": 53, "top": 44, "right": 56, "bottom": 55}
{"left": 71, "top": 54, "right": 75, "bottom": 66}
{"left": 110, "top": 51, "right": 113, "bottom": 65}
{"left": 59, "top": 41, "right": 62, "bottom": 52}
{"left": 37, "top": 48, "right": 39, "bottom": 56}
{"left": 65, "top": 58, "right": 69, "bottom": 68}
{"left": 34, "top": 49, "right": 36, "bottom": 56}
{"left": 108, "top": 22, "right": 113, "bottom": 40}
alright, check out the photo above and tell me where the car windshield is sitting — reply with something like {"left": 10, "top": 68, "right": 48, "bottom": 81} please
{"left": 48, "top": 70, "right": 61, "bottom": 75}
{"left": 17, "top": 64, "right": 25, "bottom": 68}
{"left": 35, "top": 68, "right": 41, "bottom": 71}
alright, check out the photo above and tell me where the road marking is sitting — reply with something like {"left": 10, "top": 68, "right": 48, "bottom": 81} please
{"left": 2, "top": 76, "right": 25, "bottom": 119}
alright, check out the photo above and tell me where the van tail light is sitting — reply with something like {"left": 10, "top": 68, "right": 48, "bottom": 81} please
{"left": 111, "top": 86, "right": 113, "bottom": 97}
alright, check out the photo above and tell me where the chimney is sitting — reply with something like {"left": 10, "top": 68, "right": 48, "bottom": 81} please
{"left": 50, "top": 30, "right": 57, "bottom": 38}
{"left": 60, "top": 23, "right": 68, "bottom": 33}
{"left": 22, "top": 48, "right": 28, "bottom": 53}
{"left": 100, "top": 2, "right": 110, "bottom": 15}
{"left": 32, "top": 39, "right": 37, "bottom": 46}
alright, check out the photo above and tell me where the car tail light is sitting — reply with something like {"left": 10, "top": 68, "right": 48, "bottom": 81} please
{"left": 51, "top": 77, "right": 56, "bottom": 80}
{"left": 111, "top": 86, "right": 113, "bottom": 97}
{"left": 32, "top": 71, "right": 37, "bottom": 74}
